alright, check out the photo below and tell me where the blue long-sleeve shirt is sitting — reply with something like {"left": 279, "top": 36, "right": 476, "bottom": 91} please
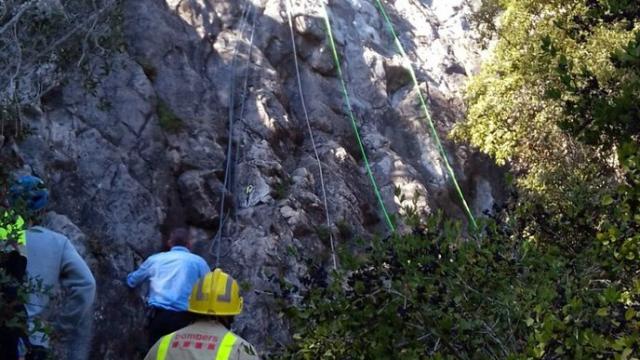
{"left": 126, "top": 246, "right": 210, "bottom": 311}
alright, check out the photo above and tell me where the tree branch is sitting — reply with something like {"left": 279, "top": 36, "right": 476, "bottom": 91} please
{"left": 0, "top": 0, "right": 37, "bottom": 36}
{"left": 32, "top": 0, "right": 116, "bottom": 63}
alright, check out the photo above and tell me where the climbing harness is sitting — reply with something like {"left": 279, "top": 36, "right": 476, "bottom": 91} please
{"left": 212, "top": 3, "right": 258, "bottom": 264}
{"left": 372, "top": 0, "right": 478, "bottom": 230}
{"left": 321, "top": 2, "right": 396, "bottom": 232}
{"left": 285, "top": 0, "right": 338, "bottom": 270}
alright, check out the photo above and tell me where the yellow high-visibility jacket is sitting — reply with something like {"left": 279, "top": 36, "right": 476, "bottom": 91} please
{"left": 145, "top": 320, "right": 259, "bottom": 360}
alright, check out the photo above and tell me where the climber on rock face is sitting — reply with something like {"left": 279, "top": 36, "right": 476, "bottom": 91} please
{"left": 126, "top": 227, "right": 210, "bottom": 346}
{"left": 144, "top": 268, "right": 259, "bottom": 360}
{"left": 3, "top": 175, "right": 96, "bottom": 360}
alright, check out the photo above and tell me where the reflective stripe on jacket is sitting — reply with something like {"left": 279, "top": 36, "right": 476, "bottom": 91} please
{"left": 144, "top": 321, "right": 259, "bottom": 360}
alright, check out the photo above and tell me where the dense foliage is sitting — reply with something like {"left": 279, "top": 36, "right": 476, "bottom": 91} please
{"left": 282, "top": 0, "right": 640, "bottom": 358}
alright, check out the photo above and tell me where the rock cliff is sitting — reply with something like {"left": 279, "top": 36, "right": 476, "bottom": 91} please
{"left": 1, "top": 0, "right": 504, "bottom": 357}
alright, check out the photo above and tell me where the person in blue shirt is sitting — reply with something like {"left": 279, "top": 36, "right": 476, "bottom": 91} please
{"left": 126, "top": 228, "right": 210, "bottom": 346}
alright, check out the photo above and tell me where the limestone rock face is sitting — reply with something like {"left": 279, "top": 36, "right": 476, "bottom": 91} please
{"left": 3, "top": 0, "right": 505, "bottom": 358}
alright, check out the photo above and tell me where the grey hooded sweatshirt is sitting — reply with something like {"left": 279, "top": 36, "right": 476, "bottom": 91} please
{"left": 25, "top": 226, "right": 96, "bottom": 358}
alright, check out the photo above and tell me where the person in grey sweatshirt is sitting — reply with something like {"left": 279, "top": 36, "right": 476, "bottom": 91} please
{"left": 9, "top": 176, "right": 96, "bottom": 360}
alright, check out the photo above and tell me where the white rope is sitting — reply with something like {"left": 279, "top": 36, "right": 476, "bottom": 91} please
{"left": 285, "top": 0, "right": 337, "bottom": 271}
{"left": 235, "top": 6, "right": 258, "bottom": 181}
{"left": 232, "top": 8, "right": 258, "bottom": 225}
{"left": 212, "top": 2, "right": 256, "bottom": 265}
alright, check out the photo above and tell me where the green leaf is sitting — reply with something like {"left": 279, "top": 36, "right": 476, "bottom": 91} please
{"left": 526, "top": 317, "right": 535, "bottom": 327}
{"left": 624, "top": 308, "right": 635, "bottom": 321}
{"left": 601, "top": 195, "right": 615, "bottom": 206}
{"left": 596, "top": 307, "right": 608, "bottom": 317}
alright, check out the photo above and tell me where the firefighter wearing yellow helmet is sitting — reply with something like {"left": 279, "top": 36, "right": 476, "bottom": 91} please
{"left": 144, "top": 269, "right": 259, "bottom": 360}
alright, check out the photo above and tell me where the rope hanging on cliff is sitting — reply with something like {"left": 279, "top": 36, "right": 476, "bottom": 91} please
{"left": 285, "top": 0, "right": 337, "bottom": 271}
{"left": 321, "top": 3, "right": 396, "bottom": 232}
{"left": 373, "top": 0, "right": 478, "bottom": 230}
{"left": 212, "top": 3, "right": 257, "bottom": 264}
{"left": 232, "top": 9, "right": 259, "bottom": 225}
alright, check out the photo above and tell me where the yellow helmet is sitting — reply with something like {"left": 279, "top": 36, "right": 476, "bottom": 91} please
{"left": 188, "top": 268, "right": 243, "bottom": 316}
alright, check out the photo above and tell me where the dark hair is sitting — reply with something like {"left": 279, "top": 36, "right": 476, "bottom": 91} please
{"left": 169, "top": 228, "right": 191, "bottom": 247}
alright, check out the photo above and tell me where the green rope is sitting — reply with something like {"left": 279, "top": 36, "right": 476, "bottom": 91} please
{"left": 321, "top": 3, "right": 396, "bottom": 232}
{"left": 372, "top": 0, "right": 478, "bottom": 230}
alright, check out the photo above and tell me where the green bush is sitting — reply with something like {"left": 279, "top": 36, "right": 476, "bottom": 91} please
{"left": 283, "top": 207, "right": 640, "bottom": 358}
